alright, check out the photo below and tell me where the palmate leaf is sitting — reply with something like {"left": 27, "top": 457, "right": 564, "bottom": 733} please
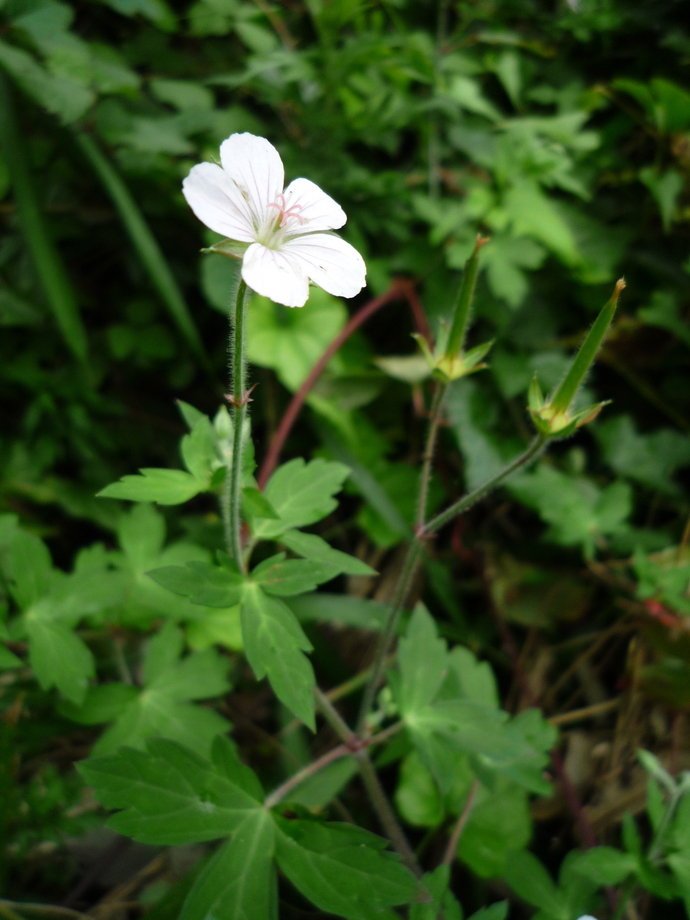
{"left": 63, "top": 622, "right": 231, "bottom": 757}
{"left": 79, "top": 736, "right": 263, "bottom": 844}
{"left": 240, "top": 584, "right": 316, "bottom": 729}
{"left": 82, "top": 738, "right": 418, "bottom": 920}
{"left": 395, "top": 607, "right": 554, "bottom": 795}
{"left": 274, "top": 817, "right": 419, "bottom": 920}
{"left": 2, "top": 527, "right": 126, "bottom": 703}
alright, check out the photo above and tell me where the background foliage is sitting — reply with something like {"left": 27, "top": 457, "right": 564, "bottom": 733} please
{"left": 1, "top": 0, "right": 690, "bottom": 916}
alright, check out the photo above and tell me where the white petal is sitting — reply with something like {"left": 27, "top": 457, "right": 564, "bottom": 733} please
{"left": 219, "top": 133, "right": 284, "bottom": 228}
{"left": 282, "top": 233, "right": 366, "bottom": 300}
{"left": 242, "top": 243, "right": 310, "bottom": 308}
{"left": 282, "top": 178, "right": 347, "bottom": 232}
{"left": 182, "top": 162, "right": 255, "bottom": 242}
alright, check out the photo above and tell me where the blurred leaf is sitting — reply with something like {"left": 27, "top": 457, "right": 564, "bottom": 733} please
{"left": 595, "top": 414, "right": 690, "bottom": 495}
{"left": 640, "top": 168, "right": 684, "bottom": 232}
{"left": 64, "top": 622, "right": 231, "bottom": 756}
{"left": 246, "top": 288, "right": 347, "bottom": 391}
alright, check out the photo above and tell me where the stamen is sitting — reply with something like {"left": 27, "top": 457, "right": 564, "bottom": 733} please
{"left": 267, "top": 193, "right": 305, "bottom": 228}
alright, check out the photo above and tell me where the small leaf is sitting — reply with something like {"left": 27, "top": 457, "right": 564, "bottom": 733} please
{"left": 410, "top": 865, "right": 462, "bottom": 920}
{"left": 181, "top": 416, "right": 216, "bottom": 483}
{"left": 98, "top": 468, "right": 203, "bottom": 505}
{"left": 281, "top": 529, "right": 376, "bottom": 576}
{"left": 286, "top": 593, "right": 392, "bottom": 630}
{"left": 0, "top": 644, "right": 22, "bottom": 669}
{"left": 397, "top": 605, "right": 448, "bottom": 716}
{"left": 251, "top": 554, "right": 339, "bottom": 597}
{"left": 241, "top": 584, "right": 315, "bottom": 729}
{"left": 504, "top": 850, "right": 565, "bottom": 917}
{"left": 254, "top": 458, "right": 350, "bottom": 539}
{"left": 243, "top": 487, "right": 279, "bottom": 520}
{"left": 26, "top": 619, "right": 94, "bottom": 704}
{"left": 147, "top": 561, "right": 245, "bottom": 607}
{"left": 571, "top": 846, "right": 637, "bottom": 885}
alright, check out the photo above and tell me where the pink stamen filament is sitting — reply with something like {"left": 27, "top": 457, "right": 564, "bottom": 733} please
{"left": 268, "top": 193, "right": 305, "bottom": 227}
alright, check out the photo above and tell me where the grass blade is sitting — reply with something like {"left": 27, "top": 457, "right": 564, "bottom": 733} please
{"left": 0, "top": 73, "right": 87, "bottom": 361}
{"left": 74, "top": 130, "right": 208, "bottom": 368}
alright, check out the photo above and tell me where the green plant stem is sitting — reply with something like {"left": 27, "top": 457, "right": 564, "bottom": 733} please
{"left": 441, "top": 778, "right": 479, "bottom": 866}
{"left": 415, "top": 382, "right": 448, "bottom": 530}
{"left": 264, "top": 721, "right": 402, "bottom": 809}
{"left": 356, "top": 540, "right": 420, "bottom": 734}
{"left": 423, "top": 434, "right": 548, "bottom": 536}
{"left": 313, "top": 689, "right": 421, "bottom": 877}
{"left": 225, "top": 279, "right": 248, "bottom": 570}
{"left": 356, "top": 434, "right": 548, "bottom": 733}
{"left": 0, "top": 903, "right": 89, "bottom": 920}
{"left": 0, "top": 74, "right": 87, "bottom": 362}
{"left": 355, "top": 751, "right": 422, "bottom": 878}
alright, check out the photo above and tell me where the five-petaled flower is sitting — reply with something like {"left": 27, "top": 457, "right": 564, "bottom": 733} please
{"left": 182, "top": 133, "right": 366, "bottom": 308}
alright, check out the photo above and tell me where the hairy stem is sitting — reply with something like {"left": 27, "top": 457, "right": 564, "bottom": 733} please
{"left": 415, "top": 382, "right": 447, "bottom": 530}
{"left": 224, "top": 279, "right": 248, "bottom": 570}
{"left": 423, "top": 434, "right": 548, "bottom": 536}
{"left": 313, "top": 689, "right": 421, "bottom": 876}
{"left": 442, "top": 779, "right": 479, "bottom": 866}
{"left": 356, "top": 541, "right": 420, "bottom": 734}
{"left": 357, "top": 434, "right": 548, "bottom": 733}
{"left": 264, "top": 721, "right": 402, "bottom": 809}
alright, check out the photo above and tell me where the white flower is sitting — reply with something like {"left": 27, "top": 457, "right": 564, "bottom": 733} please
{"left": 182, "top": 133, "right": 366, "bottom": 308}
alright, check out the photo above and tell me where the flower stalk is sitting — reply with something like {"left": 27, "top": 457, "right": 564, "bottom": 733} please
{"left": 224, "top": 277, "right": 248, "bottom": 571}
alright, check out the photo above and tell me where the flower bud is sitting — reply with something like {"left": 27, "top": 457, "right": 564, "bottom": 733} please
{"left": 528, "top": 279, "right": 625, "bottom": 437}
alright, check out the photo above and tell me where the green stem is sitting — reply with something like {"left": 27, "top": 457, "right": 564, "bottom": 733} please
{"left": 264, "top": 721, "right": 402, "bottom": 809}
{"left": 355, "top": 751, "right": 422, "bottom": 877}
{"left": 423, "top": 434, "right": 548, "bottom": 536}
{"left": 441, "top": 778, "right": 479, "bottom": 866}
{"left": 313, "top": 689, "right": 421, "bottom": 877}
{"left": 226, "top": 279, "right": 248, "bottom": 570}
{"left": 415, "top": 382, "right": 447, "bottom": 530}
{"left": 355, "top": 541, "right": 421, "bottom": 734}
{"left": 356, "top": 434, "right": 548, "bottom": 733}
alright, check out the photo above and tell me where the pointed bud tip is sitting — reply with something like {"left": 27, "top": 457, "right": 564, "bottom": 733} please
{"left": 613, "top": 277, "right": 626, "bottom": 299}
{"left": 474, "top": 234, "right": 491, "bottom": 254}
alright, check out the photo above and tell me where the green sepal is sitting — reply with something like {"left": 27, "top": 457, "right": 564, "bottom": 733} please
{"left": 527, "top": 376, "right": 544, "bottom": 414}
{"left": 434, "top": 339, "right": 494, "bottom": 381}
{"left": 201, "top": 238, "right": 249, "bottom": 260}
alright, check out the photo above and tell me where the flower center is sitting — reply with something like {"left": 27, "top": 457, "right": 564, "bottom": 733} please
{"left": 267, "top": 193, "right": 305, "bottom": 229}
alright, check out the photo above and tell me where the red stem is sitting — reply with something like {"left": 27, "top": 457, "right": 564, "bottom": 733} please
{"left": 257, "top": 279, "right": 414, "bottom": 489}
